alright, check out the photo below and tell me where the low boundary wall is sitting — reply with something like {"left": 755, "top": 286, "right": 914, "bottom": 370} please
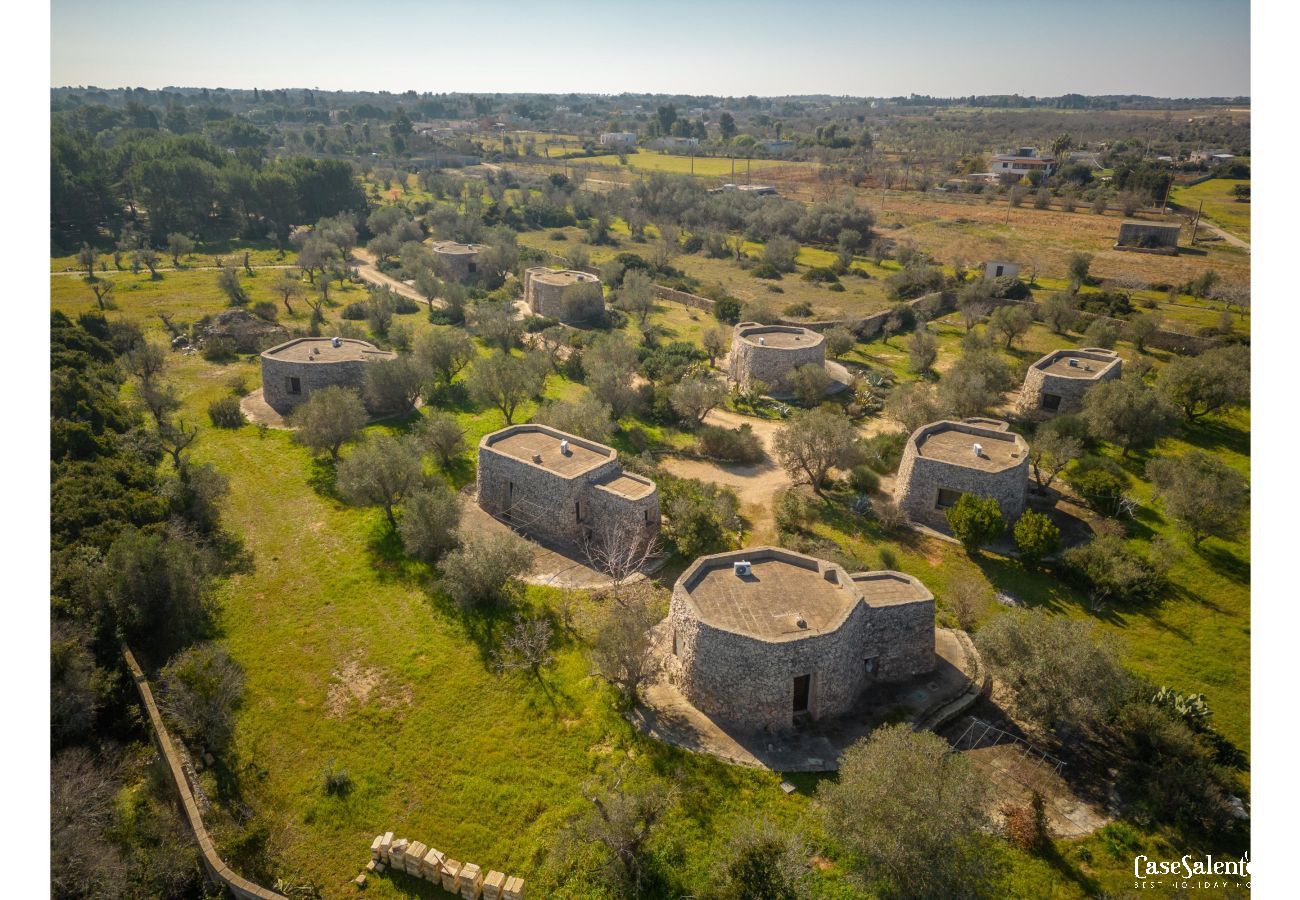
{"left": 123, "top": 647, "right": 285, "bottom": 900}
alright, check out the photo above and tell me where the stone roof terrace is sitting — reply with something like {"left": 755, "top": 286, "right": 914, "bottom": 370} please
{"left": 481, "top": 424, "right": 614, "bottom": 479}
{"left": 1033, "top": 348, "right": 1121, "bottom": 379}
{"left": 261, "top": 337, "right": 394, "bottom": 363}
{"left": 913, "top": 421, "right": 1028, "bottom": 473}
{"left": 679, "top": 548, "right": 859, "bottom": 642}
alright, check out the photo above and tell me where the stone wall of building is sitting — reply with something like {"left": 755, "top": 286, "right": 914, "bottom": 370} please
{"left": 523, "top": 268, "right": 604, "bottom": 323}
{"left": 727, "top": 323, "right": 825, "bottom": 391}
{"left": 431, "top": 242, "right": 483, "bottom": 282}
{"left": 476, "top": 425, "right": 660, "bottom": 549}
{"left": 894, "top": 421, "right": 1030, "bottom": 529}
{"left": 260, "top": 339, "right": 394, "bottom": 414}
{"left": 667, "top": 596, "right": 874, "bottom": 731}
{"left": 862, "top": 595, "right": 936, "bottom": 681}
{"left": 1015, "top": 348, "right": 1122, "bottom": 417}
{"left": 1116, "top": 221, "right": 1181, "bottom": 253}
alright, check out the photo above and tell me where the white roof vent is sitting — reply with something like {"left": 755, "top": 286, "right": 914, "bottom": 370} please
{"left": 1067, "top": 357, "right": 1078, "bottom": 367}
{"left": 972, "top": 442, "right": 984, "bottom": 457}
{"left": 559, "top": 439, "right": 571, "bottom": 455}
{"left": 733, "top": 560, "right": 752, "bottom": 577}
{"left": 331, "top": 336, "right": 342, "bottom": 348}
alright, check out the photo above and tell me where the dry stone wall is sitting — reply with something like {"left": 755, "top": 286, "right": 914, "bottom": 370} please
{"left": 727, "top": 323, "right": 825, "bottom": 391}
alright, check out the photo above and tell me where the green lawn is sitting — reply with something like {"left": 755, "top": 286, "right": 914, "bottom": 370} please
{"left": 1171, "top": 178, "right": 1251, "bottom": 241}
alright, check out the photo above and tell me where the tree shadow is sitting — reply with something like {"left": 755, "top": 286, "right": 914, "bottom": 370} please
{"left": 306, "top": 457, "right": 340, "bottom": 499}
{"left": 1195, "top": 542, "right": 1250, "bottom": 586}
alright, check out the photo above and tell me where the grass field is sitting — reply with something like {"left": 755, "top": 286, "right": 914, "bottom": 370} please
{"left": 566, "top": 151, "right": 805, "bottom": 178}
{"left": 1171, "top": 178, "right": 1251, "bottom": 241}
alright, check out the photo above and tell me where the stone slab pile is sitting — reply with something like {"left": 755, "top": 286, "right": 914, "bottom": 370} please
{"left": 363, "top": 832, "right": 523, "bottom": 898}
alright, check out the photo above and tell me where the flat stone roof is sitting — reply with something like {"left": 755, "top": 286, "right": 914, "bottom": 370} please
{"left": 527, "top": 267, "right": 599, "bottom": 286}
{"left": 1035, "top": 348, "right": 1121, "bottom": 379}
{"left": 481, "top": 424, "right": 613, "bottom": 479}
{"left": 595, "top": 472, "right": 656, "bottom": 500}
{"left": 430, "top": 240, "right": 484, "bottom": 255}
{"left": 736, "top": 323, "right": 823, "bottom": 350}
{"left": 679, "top": 548, "right": 858, "bottom": 642}
{"left": 913, "top": 420, "right": 1027, "bottom": 473}
{"left": 261, "top": 337, "right": 394, "bottom": 363}
{"left": 851, "top": 571, "right": 933, "bottom": 607}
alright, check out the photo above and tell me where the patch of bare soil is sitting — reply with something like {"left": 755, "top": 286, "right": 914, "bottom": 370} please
{"left": 325, "top": 653, "right": 412, "bottom": 718}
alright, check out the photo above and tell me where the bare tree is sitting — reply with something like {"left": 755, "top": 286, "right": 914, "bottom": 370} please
{"left": 590, "top": 585, "right": 665, "bottom": 705}
{"left": 274, "top": 271, "right": 305, "bottom": 315}
{"left": 89, "top": 278, "right": 115, "bottom": 310}
{"left": 494, "top": 614, "right": 556, "bottom": 679}
{"left": 159, "top": 418, "right": 199, "bottom": 470}
{"left": 583, "top": 517, "right": 663, "bottom": 605}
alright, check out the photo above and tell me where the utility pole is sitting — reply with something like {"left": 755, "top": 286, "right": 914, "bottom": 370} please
{"left": 1191, "top": 199, "right": 1204, "bottom": 243}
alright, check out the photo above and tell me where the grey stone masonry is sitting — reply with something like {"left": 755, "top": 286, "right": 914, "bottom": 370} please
{"left": 664, "top": 547, "right": 935, "bottom": 732}
{"left": 894, "top": 419, "right": 1030, "bottom": 529}
{"left": 430, "top": 240, "right": 485, "bottom": 282}
{"left": 1016, "top": 347, "right": 1122, "bottom": 417}
{"left": 260, "top": 337, "right": 396, "bottom": 414}
{"left": 476, "top": 424, "right": 659, "bottom": 549}
{"left": 727, "top": 322, "right": 825, "bottom": 392}
{"left": 523, "top": 267, "right": 604, "bottom": 323}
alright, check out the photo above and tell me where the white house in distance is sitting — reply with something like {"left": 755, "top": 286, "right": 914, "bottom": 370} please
{"left": 991, "top": 147, "right": 1056, "bottom": 178}
{"left": 600, "top": 132, "right": 637, "bottom": 149}
{"left": 984, "top": 260, "right": 1020, "bottom": 280}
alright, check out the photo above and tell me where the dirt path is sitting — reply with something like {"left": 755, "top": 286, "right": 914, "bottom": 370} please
{"left": 351, "top": 248, "right": 445, "bottom": 308}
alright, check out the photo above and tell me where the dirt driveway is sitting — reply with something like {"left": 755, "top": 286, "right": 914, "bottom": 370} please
{"left": 352, "top": 248, "right": 443, "bottom": 308}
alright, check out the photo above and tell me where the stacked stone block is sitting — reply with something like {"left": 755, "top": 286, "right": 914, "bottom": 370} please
{"left": 727, "top": 322, "right": 825, "bottom": 392}
{"left": 367, "top": 832, "right": 522, "bottom": 898}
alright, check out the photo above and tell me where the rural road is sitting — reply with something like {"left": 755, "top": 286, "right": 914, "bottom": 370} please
{"left": 351, "top": 248, "right": 445, "bottom": 308}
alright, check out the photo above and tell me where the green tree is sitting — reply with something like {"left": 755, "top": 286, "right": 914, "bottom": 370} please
{"left": 397, "top": 481, "right": 461, "bottom": 562}
{"left": 288, "top": 385, "right": 368, "bottom": 462}
{"left": 157, "top": 643, "right": 244, "bottom": 755}
{"left": 414, "top": 327, "right": 476, "bottom": 388}
{"left": 1147, "top": 451, "right": 1249, "bottom": 547}
{"left": 823, "top": 327, "right": 855, "bottom": 360}
{"left": 1082, "top": 375, "right": 1179, "bottom": 456}
{"left": 415, "top": 412, "right": 467, "bottom": 468}
{"left": 440, "top": 531, "right": 533, "bottom": 609}
{"left": 1066, "top": 251, "right": 1092, "bottom": 289}
{"left": 787, "top": 363, "right": 832, "bottom": 407}
{"left": 817, "top": 725, "right": 999, "bottom": 898}
{"left": 988, "top": 303, "right": 1032, "bottom": 349}
{"left": 944, "top": 493, "right": 1005, "bottom": 551}
{"left": 362, "top": 356, "right": 424, "bottom": 416}
{"left": 1013, "top": 510, "right": 1061, "bottom": 566}
{"left": 1157, "top": 345, "right": 1250, "bottom": 421}
{"left": 670, "top": 375, "right": 728, "bottom": 428}
{"left": 336, "top": 434, "right": 423, "bottom": 528}
{"left": 907, "top": 326, "right": 938, "bottom": 374}
{"left": 217, "top": 266, "right": 247, "bottom": 305}
{"left": 466, "top": 352, "right": 546, "bottom": 425}
{"left": 772, "top": 407, "right": 859, "bottom": 495}
{"left": 166, "top": 233, "right": 195, "bottom": 267}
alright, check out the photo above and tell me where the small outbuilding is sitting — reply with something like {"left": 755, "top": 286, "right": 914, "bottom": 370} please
{"left": 893, "top": 418, "right": 1030, "bottom": 529}
{"left": 1016, "top": 347, "right": 1122, "bottom": 416}
{"left": 665, "top": 547, "right": 935, "bottom": 731}
{"left": 522, "top": 267, "right": 604, "bottom": 323}
{"left": 984, "top": 260, "right": 1020, "bottom": 280}
{"left": 260, "top": 337, "right": 395, "bottom": 414}
{"left": 1115, "top": 220, "right": 1181, "bottom": 254}
{"left": 727, "top": 322, "right": 825, "bottom": 393}
{"left": 476, "top": 424, "right": 659, "bottom": 549}
{"left": 430, "top": 240, "right": 485, "bottom": 282}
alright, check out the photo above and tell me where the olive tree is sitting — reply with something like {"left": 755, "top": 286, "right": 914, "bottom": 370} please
{"left": 817, "top": 725, "right": 999, "bottom": 898}
{"left": 1082, "top": 375, "right": 1179, "bottom": 456}
{"left": 466, "top": 352, "right": 547, "bottom": 424}
{"left": 669, "top": 375, "right": 728, "bottom": 428}
{"left": 157, "top": 643, "right": 245, "bottom": 755}
{"left": 787, "top": 363, "right": 832, "bottom": 407}
{"left": 585, "top": 334, "right": 642, "bottom": 420}
{"left": 415, "top": 412, "right": 467, "bottom": 468}
{"left": 773, "top": 407, "right": 858, "bottom": 495}
{"left": 1147, "top": 451, "right": 1249, "bottom": 547}
{"left": 289, "top": 386, "right": 368, "bottom": 462}
{"left": 414, "top": 327, "right": 476, "bottom": 388}
{"left": 1157, "top": 345, "right": 1250, "bottom": 422}
{"left": 363, "top": 356, "right": 424, "bottom": 416}
{"left": 590, "top": 586, "right": 664, "bottom": 704}
{"left": 336, "top": 434, "right": 424, "bottom": 528}
{"left": 988, "top": 303, "right": 1033, "bottom": 349}
{"left": 439, "top": 531, "right": 533, "bottom": 609}
{"left": 397, "top": 480, "right": 461, "bottom": 562}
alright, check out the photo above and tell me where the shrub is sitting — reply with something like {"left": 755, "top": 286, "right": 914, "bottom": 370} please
{"left": 341, "top": 301, "right": 368, "bottom": 320}
{"left": 944, "top": 493, "right": 1005, "bottom": 551}
{"left": 440, "top": 532, "right": 533, "bottom": 609}
{"left": 872, "top": 497, "right": 907, "bottom": 530}
{"left": 1064, "top": 534, "right": 1170, "bottom": 606}
{"left": 201, "top": 336, "right": 236, "bottom": 361}
{"left": 849, "top": 464, "right": 880, "bottom": 494}
{"left": 1013, "top": 511, "right": 1061, "bottom": 566}
{"left": 251, "top": 301, "right": 278, "bottom": 322}
{"left": 783, "top": 300, "right": 814, "bottom": 316}
{"left": 751, "top": 262, "right": 783, "bottom": 280}
{"left": 988, "top": 276, "right": 1029, "bottom": 300}
{"left": 713, "top": 295, "right": 742, "bottom": 324}
{"left": 801, "top": 266, "right": 841, "bottom": 284}
{"left": 774, "top": 487, "right": 816, "bottom": 534}
{"left": 697, "top": 424, "right": 764, "bottom": 463}
{"left": 1077, "top": 291, "right": 1133, "bottom": 318}
{"left": 207, "top": 395, "right": 246, "bottom": 429}
{"left": 392, "top": 294, "right": 421, "bottom": 314}
{"left": 860, "top": 431, "right": 907, "bottom": 474}
{"left": 322, "top": 762, "right": 353, "bottom": 797}
{"left": 1065, "top": 456, "right": 1130, "bottom": 517}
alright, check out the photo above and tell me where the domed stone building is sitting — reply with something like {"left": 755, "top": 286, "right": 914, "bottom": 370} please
{"left": 430, "top": 240, "right": 485, "bottom": 282}
{"left": 727, "top": 322, "right": 825, "bottom": 393}
{"left": 522, "top": 267, "right": 604, "bottom": 323}
{"left": 259, "top": 337, "right": 395, "bottom": 414}
{"left": 893, "top": 418, "right": 1030, "bottom": 529}
{"left": 1016, "top": 347, "right": 1122, "bottom": 417}
{"left": 664, "top": 547, "right": 935, "bottom": 731}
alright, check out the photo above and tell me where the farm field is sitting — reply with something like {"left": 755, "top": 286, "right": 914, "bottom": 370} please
{"left": 566, "top": 151, "right": 807, "bottom": 178}
{"left": 1172, "top": 177, "right": 1251, "bottom": 241}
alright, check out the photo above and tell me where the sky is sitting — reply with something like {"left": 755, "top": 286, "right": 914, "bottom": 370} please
{"left": 50, "top": 0, "right": 1249, "bottom": 98}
